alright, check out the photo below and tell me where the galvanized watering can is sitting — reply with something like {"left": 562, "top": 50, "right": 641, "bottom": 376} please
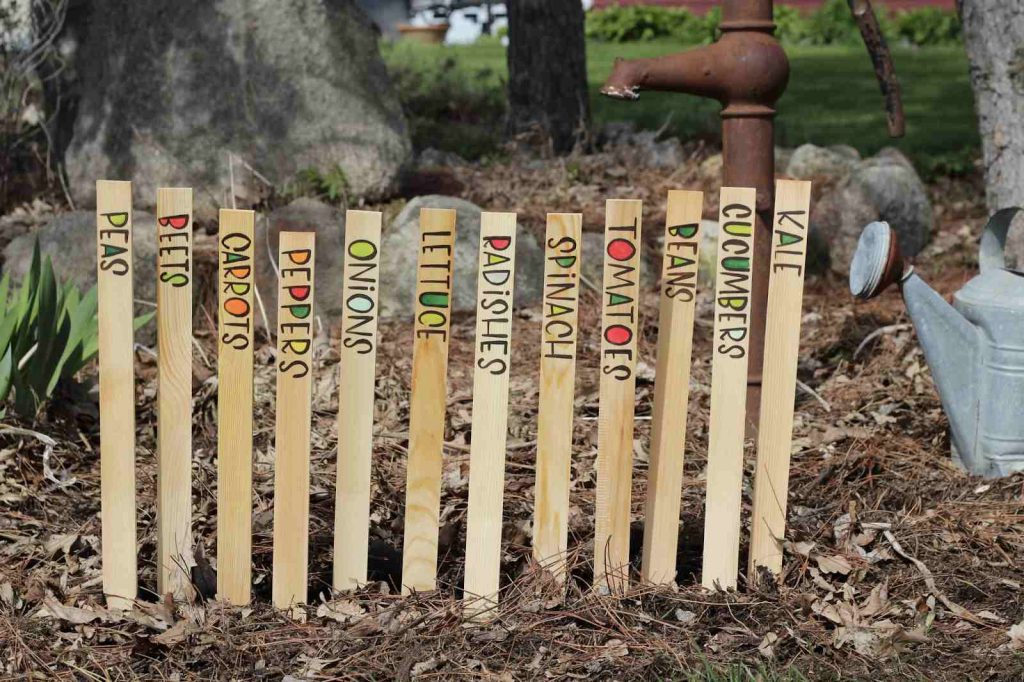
{"left": 849, "top": 208, "right": 1024, "bottom": 478}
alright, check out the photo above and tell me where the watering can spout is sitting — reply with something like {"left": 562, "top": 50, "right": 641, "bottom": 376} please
{"left": 850, "top": 221, "right": 980, "bottom": 470}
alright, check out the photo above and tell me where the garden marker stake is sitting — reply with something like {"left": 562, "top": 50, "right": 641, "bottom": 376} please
{"left": 641, "top": 190, "right": 703, "bottom": 586}
{"left": 702, "top": 186, "right": 757, "bottom": 591}
{"left": 96, "top": 179, "right": 137, "bottom": 610}
{"left": 216, "top": 209, "right": 256, "bottom": 605}
{"left": 272, "top": 231, "right": 315, "bottom": 608}
{"left": 401, "top": 208, "right": 456, "bottom": 594}
{"left": 334, "top": 210, "right": 383, "bottom": 591}
{"left": 594, "top": 199, "right": 643, "bottom": 595}
{"left": 464, "top": 212, "right": 518, "bottom": 621}
{"left": 156, "top": 187, "right": 194, "bottom": 600}
{"left": 748, "top": 180, "right": 812, "bottom": 583}
{"left": 532, "top": 213, "right": 582, "bottom": 586}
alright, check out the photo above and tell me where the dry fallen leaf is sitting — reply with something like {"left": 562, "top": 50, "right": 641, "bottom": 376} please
{"left": 816, "top": 554, "right": 853, "bottom": 576}
{"left": 35, "top": 598, "right": 104, "bottom": 625}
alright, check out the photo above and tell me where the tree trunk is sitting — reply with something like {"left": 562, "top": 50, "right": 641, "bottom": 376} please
{"left": 958, "top": 0, "right": 1024, "bottom": 263}
{"left": 506, "top": 0, "right": 590, "bottom": 154}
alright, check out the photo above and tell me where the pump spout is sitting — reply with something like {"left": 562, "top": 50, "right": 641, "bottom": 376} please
{"left": 600, "top": 32, "right": 788, "bottom": 113}
{"left": 850, "top": 221, "right": 981, "bottom": 470}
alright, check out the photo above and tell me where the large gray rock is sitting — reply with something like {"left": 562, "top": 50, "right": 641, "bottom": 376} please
{"left": 3, "top": 211, "right": 159, "bottom": 341}
{"left": 379, "top": 195, "right": 545, "bottom": 319}
{"left": 812, "top": 148, "right": 932, "bottom": 274}
{"left": 254, "top": 198, "right": 345, "bottom": 331}
{"left": 786, "top": 143, "right": 861, "bottom": 182}
{"left": 62, "top": 0, "right": 411, "bottom": 220}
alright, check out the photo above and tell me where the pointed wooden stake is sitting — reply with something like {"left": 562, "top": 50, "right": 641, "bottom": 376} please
{"left": 272, "top": 231, "right": 316, "bottom": 608}
{"left": 96, "top": 180, "right": 138, "bottom": 610}
{"left": 156, "top": 187, "right": 194, "bottom": 600}
{"left": 701, "top": 186, "right": 757, "bottom": 591}
{"left": 464, "top": 211, "right": 518, "bottom": 621}
{"left": 748, "top": 180, "right": 813, "bottom": 584}
{"left": 641, "top": 190, "right": 703, "bottom": 586}
{"left": 216, "top": 209, "right": 255, "bottom": 605}
{"left": 401, "top": 208, "right": 456, "bottom": 594}
{"left": 334, "top": 210, "right": 383, "bottom": 591}
{"left": 532, "top": 212, "right": 582, "bottom": 586}
{"left": 594, "top": 199, "right": 643, "bottom": 595}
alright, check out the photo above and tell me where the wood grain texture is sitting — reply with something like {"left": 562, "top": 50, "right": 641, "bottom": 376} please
{"left": 641, "top": 190, "right": 703, "bottom": 586}
{"left": 594, "top": 199, "right": 643, "bottom": 595}
{"left": 532, "top": 213, "right": 582, "bottom": 585}
{"left": 272, "top": 232, "right": 316, "bottom": 608}
{"left": 96, "top": 180, "right": 137, "bottom": 610}
{"left": 216, "top": 209, "right": 255, "bottom": 605}
{"left": 156, "top": 187, "right": 194, "bottom": 600}
{"left": 748, "top": 180, "right": 813, "bottom": 584}
{"left": 701, "top": 186, "right": 757, "bottom": 591}
{"left": 401, "top": 208, "right": 456, "bottom": 594}
{"left": 334, "top": 210, "right": 383, "bottom": 591}
{"left": 463, "top": 211, "right": 518, "bottom": 621}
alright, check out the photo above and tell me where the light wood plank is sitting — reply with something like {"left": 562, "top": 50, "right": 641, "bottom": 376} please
{"left": 748, "top": 180, "right": 813, "bottom": 584}
{"left": 96, "top": 180, "right": 138, "bottom": 610}
{"left": 401, "top": 208, "right": 457, "bottom": 594}
{"left": 594, "top": 199, "right": 643, "bottom": 595}
{"left": 334, "top": 210, "right": 383, "bottom": 591}
{"left": 532, "top": 212, "right": 582, "bottom": 586}
{"left": 641, "top": 190, "right": 703, "bottom": 586}
{"left": 156, "top": 187, "right": 194, "bottom": 600}
{"left": 463, "top": 211, "right": 518, "bottom": 621}
{"left": 272, "top": 231, "right": 316, "bottom": 608}
{"left": 216, "top": 209, "right": 256, "bottom": 605}
{"left": 701, "top": 186, "right": 758, "bottom": 591}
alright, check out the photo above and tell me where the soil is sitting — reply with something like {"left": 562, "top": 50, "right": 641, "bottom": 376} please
{"left": 1, "top": 147, "right": 1022, "bottom": 680}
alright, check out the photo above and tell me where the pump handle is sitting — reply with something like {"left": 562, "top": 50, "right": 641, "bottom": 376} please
{"left": 848, "top": 0, "right": 906, "bottom": 138}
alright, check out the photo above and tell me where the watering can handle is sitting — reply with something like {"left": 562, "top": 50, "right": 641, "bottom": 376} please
{"left": 979, "top": 207, "right": 1024, "bottom": 273}
{"left": 848, "top": 0, "right": 905, "bottom": 138}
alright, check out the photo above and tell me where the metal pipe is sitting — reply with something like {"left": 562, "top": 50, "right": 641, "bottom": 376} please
{"left": 601, "top": 0, "right": 788, "bottom": 430}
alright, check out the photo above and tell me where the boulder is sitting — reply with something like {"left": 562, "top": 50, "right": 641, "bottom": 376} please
{"left": 786, "top": 143, "right": 861, "bottom": 182}
{"left": 378, "top": 195, "right": 545, "bottom": 319}
{"left": 3, "top": 211, "right": 159, "bottom": 341}
{"left": 61, "top": 0, "right": 411, "bottom": 221}
{"left": 254, "top": 198, "right": 346, "bottom": 331}
{"left": 812, "top": 147, "right": 932, "bottom": 274}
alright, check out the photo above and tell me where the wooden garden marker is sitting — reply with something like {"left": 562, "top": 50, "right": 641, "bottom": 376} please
{"left": 748, "top": 180, "right": 813, "bottom": 584}
{"left": 532, "top": 212, "right": 582, "bottom": 585}
{"left": 156, "top": 187, "right": 194, "bottom": 599}
{"left": 701, "top": 186, "right": 757, "bottom": 591}
{"left": 401, "top": 208, "right": 456, "bottom": 594}
{"left": 96, "top": 180, "right": 137, "bottom": 610}
{"left": 272, "top": 231, "right": 316, "bottom": 608}
{"left": 464, "top": 211, "right": 517, "bottom": 621}
{"left": 594, "top": 199, "right": 643, "bottom": 595}
{"left": 334, "top": 210, "right": 383, "bottom": 591}
{"left": 216, "top": 209, "right": 255, "bottom": 605}
{"left": 641, "top": 190, "right": 703, "bottom": 586}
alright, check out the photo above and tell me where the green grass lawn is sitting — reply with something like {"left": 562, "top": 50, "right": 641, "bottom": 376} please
{"left": 384, "top": 38, "right": 978, "bottom": 175}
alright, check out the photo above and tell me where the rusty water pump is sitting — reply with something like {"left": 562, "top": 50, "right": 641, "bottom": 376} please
{"left": 601, "top": 0, "right": 904, "bottom": 427}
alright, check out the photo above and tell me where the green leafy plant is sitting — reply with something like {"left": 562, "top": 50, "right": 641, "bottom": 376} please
{"left": 283, "top": 165, "right": 352, "bottom": 204}
{"left": 0, "top": 239, "right": 152, "bottom": 418}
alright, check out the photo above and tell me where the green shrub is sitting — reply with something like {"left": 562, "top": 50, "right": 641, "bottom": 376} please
{"left": 0, "top": 240, "right": 152, "bottom": 419}
{"left": 585, "top": 1, "right": 960, "bottom": 48}
{"left": 891, "top": 7, "right": 962, "bottom": 47}
{"left": 386, "top": 54, "right": 507, "bottom": 159}
{"left": 585, "top": 5, "right": 716, "bottom": 44}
